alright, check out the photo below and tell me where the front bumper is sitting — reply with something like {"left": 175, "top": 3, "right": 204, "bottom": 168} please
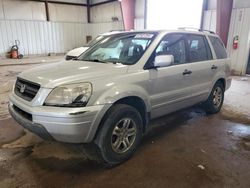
{"left": 9, "top": 94, "right": 111, "bottom": 143}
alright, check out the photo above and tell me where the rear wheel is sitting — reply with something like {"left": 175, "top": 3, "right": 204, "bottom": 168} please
{"left": 87, "top": 104, "right": 143, "bottom": 166}
{"left": 203, "top": 81, "right": 225, "bottom": 114}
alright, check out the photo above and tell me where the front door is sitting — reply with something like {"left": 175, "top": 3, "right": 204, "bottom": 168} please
{"left": 148, "top": 33, "right": 195, "bottom": 118}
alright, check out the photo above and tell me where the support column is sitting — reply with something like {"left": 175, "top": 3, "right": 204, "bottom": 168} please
{"left": 120, "top": 0, "right": 135, "bottom": 31}
{"left": 45, "top": 0, "right": 50, "bottom": 21}
{"left": 216, "top": 0, "right": 233, "bottom": 46}
{"left": 87, "top": 0, "right": 91, "bottom": 23}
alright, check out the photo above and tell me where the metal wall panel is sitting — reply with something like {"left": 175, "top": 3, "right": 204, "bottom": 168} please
{"left": 1, "top": 0, "right": 87, "bottom": 22}
{"left": 135, "top": 0, "right": 145, "bottom": 18}
{"left": 227, "top": 8, "right": 250, "bottom": 75}
{"left": 0, "top": 20, "right": 124, "bottom": 56}
{"left": 91, "top": 1, "right": 122, "bottom": 23}
{"left": 0, "top": 20, "right": 88, "bottom": 56}
{"left": 134, "top": 18, "right": 144, "bottom": 30}
{"left": 207, "top": 0, "right": 217, "bottom": 10}
{"left": 88, "top": 21, "right": 124, "bottom": 38}
{"left": 3, "top": 0, "right": 46, "bottom": 21}
{"left": 0, "top": 0, "right": 4, "bottom": 19}
{"left": 48, "top": 4, "right": 88, "bottom": 23}
{"left": 233, "top": 0, "right": 250, "bottom": 9}
{"left": 0, "top": 0, "right": 124, "bottom": 56}
{"left": 202, "top": 10, "right": 216, "bottom": 32}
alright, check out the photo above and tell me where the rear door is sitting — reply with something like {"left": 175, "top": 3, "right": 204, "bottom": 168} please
{"left": 207, "top": 35, "right": 229, "bottom": 78}
{"left": 184, "top": 34, "right": 214, "bottom": 102}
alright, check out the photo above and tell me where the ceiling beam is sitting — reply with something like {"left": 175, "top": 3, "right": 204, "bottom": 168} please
{"left": 26, "top": 0, "right": 118, "bottom": 7}
{"left": 26, "top": 0, "right": 87, "bottom": 6}
{"left": 90, "top": 0, "right": 118, "bottom": 7}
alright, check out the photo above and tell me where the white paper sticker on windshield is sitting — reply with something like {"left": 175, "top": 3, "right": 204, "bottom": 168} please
{"left": 134, "top": 33, "right": 154, "bottom": 39}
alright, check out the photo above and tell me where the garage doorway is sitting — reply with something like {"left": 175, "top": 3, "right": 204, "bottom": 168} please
{"left": 146, "top": 0, "right": 204, "bottom": 30}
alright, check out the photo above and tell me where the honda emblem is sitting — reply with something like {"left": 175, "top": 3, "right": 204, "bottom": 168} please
{"left": 20, "top": 84, "right": 26, "bottom": 93}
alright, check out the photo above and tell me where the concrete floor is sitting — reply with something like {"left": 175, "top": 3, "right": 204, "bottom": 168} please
{"left": 0, "top": 62, "right": 250, "bottom": 188}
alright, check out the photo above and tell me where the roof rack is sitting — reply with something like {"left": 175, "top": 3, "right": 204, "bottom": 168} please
{"left": 201, "top": 29, "right": 216, "bottom": 34}
{"left": 178, "top": 27, "right": 215, "bottom": 34}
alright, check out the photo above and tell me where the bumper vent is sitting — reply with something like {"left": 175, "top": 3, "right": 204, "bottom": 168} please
{"left": 14, "top": 78, "right": 40, "bottom": 101}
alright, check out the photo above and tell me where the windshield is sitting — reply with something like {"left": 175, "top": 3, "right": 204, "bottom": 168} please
{"left": 78, "top": 33, "right": 156, "bottom": 65}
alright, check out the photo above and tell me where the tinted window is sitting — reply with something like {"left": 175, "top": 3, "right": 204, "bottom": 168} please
{"left": 156, "top": 34, "right": 186, "bottom": 64}
{"left": 209, "top": 36, "right": 227, "bottom": 59}
{"left": 186, "top": 35, "right": 212, "bottom": 62}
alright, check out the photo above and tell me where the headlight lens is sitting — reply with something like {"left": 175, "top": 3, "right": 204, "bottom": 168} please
{"left": 44, "top": 83, "right": 92, "bottom": 107}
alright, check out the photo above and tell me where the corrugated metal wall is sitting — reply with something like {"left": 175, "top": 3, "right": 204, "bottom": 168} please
{"left": 227, "top": 8, "right": 250, "bottom": 75}
{"left": 0, "top": 20, "right": 123, "bottom": 56}
{"left": 203, "top": 0, "right": 250, "bottom": 75}
{"left": 134, "top": 0, "right": 145, "bottom": 30}
{"left": 0, "top": 20, "right": 87, "bottom": 55}
{"left": 134, "top": 18, "right": 144, "bottom": 30}
{"left": 202, "top": 10, "right": 216, "bottom": 32}
{"left": 0, "top": 0, "right": 124, "bottom": 56}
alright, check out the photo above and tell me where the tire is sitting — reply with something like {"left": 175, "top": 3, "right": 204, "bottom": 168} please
{"left": 89, "top": 104, "right": 143, "bottom": 166}
{"left": 203, "top": 81, "right": 225, "bottom": 114}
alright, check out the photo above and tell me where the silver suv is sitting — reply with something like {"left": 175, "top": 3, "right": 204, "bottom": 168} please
{"left": 9, "top": 30, "right": 231, "bottom": 165}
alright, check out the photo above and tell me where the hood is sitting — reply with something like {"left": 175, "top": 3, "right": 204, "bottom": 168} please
{"left": 66, "top": 47, "right": 89, "bottom": 57}
{"left": 19, "top": 61, "right": 128, "bottom": 88}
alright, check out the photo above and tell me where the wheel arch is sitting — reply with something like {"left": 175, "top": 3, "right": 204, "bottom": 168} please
{"left": 216, "top": 78, "right": 226, "bottom": 90}
{"left": 93, "top": 96, "right": 150, "bottom": 141}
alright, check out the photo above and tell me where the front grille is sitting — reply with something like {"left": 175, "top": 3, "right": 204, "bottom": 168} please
{"left": 13, "top": 105, "right": 32, "bottom": 121}
{"left": 14, "top": 78, "right": 40, "bottom": 101}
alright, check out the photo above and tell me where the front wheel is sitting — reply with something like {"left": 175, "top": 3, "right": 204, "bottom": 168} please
{"left": 92, "top": 104, "right": 143, "bottom": 166}
{"left": 203, "top": 81, "right": 225, "bottom": 114}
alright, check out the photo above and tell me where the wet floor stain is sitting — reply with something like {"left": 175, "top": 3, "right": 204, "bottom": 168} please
{"left": 239, "top": 136, "right": 250, "bottom": 151}
{"left": 0, "top": 118, "right": 25, "bottom": 145}
{"left": 221, "top": 105, "right": 250, "bottom": 125}
{"left": 0, "top": 110, "right": 250, "bottom": 187}
{"left": 0, "top": 75, "right": 250, "bottom": 187}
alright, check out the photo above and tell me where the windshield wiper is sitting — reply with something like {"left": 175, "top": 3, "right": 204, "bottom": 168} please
{"left": 83, "top": 59, "right": 120, "bottom": 64}
{"left": 86, "top": 59, "right": 110, "bottom": 64}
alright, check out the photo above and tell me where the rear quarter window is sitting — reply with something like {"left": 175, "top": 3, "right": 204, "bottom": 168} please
{"left": 208, "top": 36, "right": 227, "bottom": 59}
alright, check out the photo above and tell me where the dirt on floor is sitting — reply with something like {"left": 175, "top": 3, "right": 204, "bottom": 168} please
{"left": 0, "top": 63, "right": 249, "bottom": 188}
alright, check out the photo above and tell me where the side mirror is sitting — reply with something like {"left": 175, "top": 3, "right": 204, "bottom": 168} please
{"left": 154, "top": 55, "right": 174, "bottom": 68}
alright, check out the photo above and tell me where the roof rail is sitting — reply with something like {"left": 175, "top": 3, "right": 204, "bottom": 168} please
{"left": 178, "top": 27, "right": 215, "bottom": 34}
{"left": 201, "top": 29, "right": 216, "bottom": 34}
{"left": 178, "top": 27, "right": 201, "bottom": 31}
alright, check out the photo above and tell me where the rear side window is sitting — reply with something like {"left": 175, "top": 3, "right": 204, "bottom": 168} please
{"left": 186, "top": 35, "right": 212, "bottom": 62}
{"left": 208, "top": 36, "right": 227, "bottom": 59}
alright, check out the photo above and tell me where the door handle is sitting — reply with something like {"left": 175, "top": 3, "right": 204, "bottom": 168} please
{"left": 182, "top": 69, "right": 192, "bottom": 75}
{"left": 211, "top": 65, "right": 218, "bottom": 70}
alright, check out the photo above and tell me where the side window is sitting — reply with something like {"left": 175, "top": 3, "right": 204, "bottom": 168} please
{"left": 155, "top": 34, "right": 186, "bottom": 64}
{"left": 208, "top": 36, "right": 227, "bottom": 59}
{"left": 186, "top": 35, "right": 212, "bottom": 62}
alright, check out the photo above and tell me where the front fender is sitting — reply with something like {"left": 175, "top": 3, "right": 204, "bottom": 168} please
{"left": 94, "top": 84, "right": 151, "bottom": 112}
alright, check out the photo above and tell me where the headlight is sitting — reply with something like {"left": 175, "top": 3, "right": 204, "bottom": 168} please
{"left": 44, "top": 82, "right": 92, "bottom": 107}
